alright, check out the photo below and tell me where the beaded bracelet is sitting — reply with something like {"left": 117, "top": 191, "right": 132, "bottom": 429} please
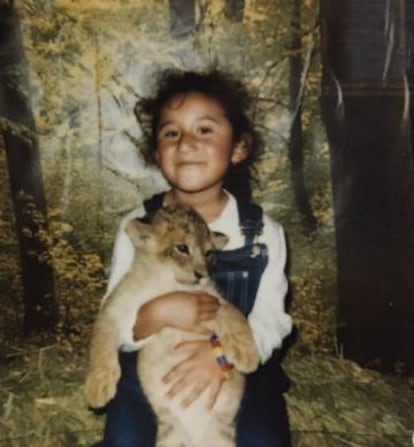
{"left": 210, "top": 334, "right": 234, "bottom": 380}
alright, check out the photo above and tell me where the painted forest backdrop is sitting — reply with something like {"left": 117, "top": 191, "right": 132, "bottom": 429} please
{"left": 1, "top": 0, "right": 414, "bottom": 374}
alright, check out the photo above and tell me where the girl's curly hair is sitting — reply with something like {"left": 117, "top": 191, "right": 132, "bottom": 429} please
{"left": 134, "top": 69, "right": 264, "bottom": 201}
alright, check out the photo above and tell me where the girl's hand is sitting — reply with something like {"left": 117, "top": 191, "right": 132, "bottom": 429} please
{"left": 133, "top": 291, "right": 219, "bottom": 340}
{"left": 159, "top": 291, "right": 220, "bottom": 334}
{"left": 162, "top": 339, "right": 225, "bottom": 410}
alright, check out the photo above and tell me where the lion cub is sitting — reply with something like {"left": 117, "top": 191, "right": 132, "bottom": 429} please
{"left": 85, "top": 205, "right": 260, "bottom": 447}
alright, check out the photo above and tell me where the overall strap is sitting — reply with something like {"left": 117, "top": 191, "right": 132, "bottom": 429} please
{"left": 236, "top": 200, "right": 264, "bottom": 245}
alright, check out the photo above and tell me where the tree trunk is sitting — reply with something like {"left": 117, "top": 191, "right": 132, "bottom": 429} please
{"left": 225, "top": 0, "right": 245, "bottom": 22}
{"left": 288, "top": 0, "right": 317, "bottom": 233}
{"left": 321, "top": 0, "right": 414, "bottom": 371}
{"left": 0, "top": 2, "right": 58, "bottom": 334}
{"left": 169, "top": 0, "right": 195, "bottom": 38}
{"left": 406, "top": 0, "right": 414, "bottom": 159}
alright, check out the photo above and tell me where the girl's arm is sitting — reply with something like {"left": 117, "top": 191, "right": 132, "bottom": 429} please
{"left": 133, "top": 291, "right": 219, "bottom": 340}
{"left": 247, "top": 216, "right": 293, "bottom": 363}
{"left": 104, "top": 207, "right": 143, "bottom": 301}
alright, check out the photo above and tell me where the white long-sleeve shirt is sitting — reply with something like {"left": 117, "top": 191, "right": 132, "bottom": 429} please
{"left": 104, "top": 192, "right": 292, "bottom": 363}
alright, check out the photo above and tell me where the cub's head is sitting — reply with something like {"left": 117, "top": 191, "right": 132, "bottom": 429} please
{"left": 125, "top": 206, "right": 228, "bottom": 284}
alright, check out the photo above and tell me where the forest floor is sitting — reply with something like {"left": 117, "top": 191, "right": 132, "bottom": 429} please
{"left": 0, "top": 336, "right": 413, "bottom": 447}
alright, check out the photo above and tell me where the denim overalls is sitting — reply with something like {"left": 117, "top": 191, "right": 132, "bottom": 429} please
{"left": 95, "top": 194, "right": 291, "bottom": 447}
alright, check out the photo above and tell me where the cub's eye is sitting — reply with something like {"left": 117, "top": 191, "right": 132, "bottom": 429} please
{"left": 175, "top": 244, "right": 190, "bottom": 255}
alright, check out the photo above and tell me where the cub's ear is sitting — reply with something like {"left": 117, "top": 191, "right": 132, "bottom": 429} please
{"left": 125, "top": 218, "right": 153, "bottom": 248}
{"left": 211, "top": 231, "right": 228, "bottom": 250}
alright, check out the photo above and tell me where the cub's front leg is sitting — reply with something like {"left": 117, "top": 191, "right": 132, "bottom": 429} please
{"left": 84, "top": 309, "right": 123, "bottom": 409}
{"left": 215, "top": 301, "right": 261, "bottom": 374}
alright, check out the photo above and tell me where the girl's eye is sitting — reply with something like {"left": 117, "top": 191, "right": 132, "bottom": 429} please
{"left": 160, "top": 128, "right": 180, "bottom": 139}
{"left": 175, "top": 244, "right": 190, "bottom": 255}
{"left": 198, "top": 126, "right": 213, "bottom": 135}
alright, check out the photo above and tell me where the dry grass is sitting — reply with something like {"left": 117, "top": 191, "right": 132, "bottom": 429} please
{"left": 0, "top": 341, "right": 101, "bottom": 447}
{"left": 285, "top": 352, "right": 414, "bottom": 446}
{"left": 1, "top": 339, "right": 413, "bottom": 447}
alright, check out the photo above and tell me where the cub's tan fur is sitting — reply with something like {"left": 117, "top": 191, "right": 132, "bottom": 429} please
{"left": 85, "top": 206, "right": 260, "bottom": 447}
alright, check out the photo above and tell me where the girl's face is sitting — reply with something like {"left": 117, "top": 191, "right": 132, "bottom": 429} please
{"left": 154, "top": 92, "right": 247, "bottom": 195}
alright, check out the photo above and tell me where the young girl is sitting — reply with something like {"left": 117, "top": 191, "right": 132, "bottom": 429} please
{"left": 94, "top": 70, "right": 293, "bottom": 447}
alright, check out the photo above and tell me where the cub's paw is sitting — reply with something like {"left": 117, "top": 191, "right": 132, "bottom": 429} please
{"left": 84, "top": 364, "right": 121, "bottom": 408}
{"left": 225, "top": 342, "right": 260, "bottom": 373}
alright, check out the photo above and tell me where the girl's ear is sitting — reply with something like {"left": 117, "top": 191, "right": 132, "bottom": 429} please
{"left": 231, "top": 135, "right": 249, "bottom": 164}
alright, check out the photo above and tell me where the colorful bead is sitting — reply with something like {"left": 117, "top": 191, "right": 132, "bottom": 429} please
{"left": 209, "top": 333, "right": 234, "bottom": 380}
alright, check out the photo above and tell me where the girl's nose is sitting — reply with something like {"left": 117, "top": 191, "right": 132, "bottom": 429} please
{"left": 177, "top": 132, "right": 197, "bottom": 152}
